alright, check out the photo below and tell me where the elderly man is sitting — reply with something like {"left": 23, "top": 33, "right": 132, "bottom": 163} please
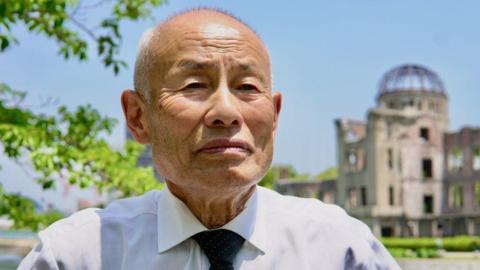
{"left": 20, "top": 8, "right": 400, "bottom": 270}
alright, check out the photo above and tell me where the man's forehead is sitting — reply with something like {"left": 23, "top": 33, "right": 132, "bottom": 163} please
{"left": 148, "top": 12, "right": 271, "bottom": 73}
{"left": 133, "top": 8, "right": 272, "bottom": 98}
{"left": 153, "top": 9, "right": 268, "bottom": 54}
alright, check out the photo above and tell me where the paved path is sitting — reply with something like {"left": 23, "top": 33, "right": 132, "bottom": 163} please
{"left": 398, "top": 258, "right": 480, "bottom": 270}
{"left": 0, "top": 238, "right": 36, "bottom": 257}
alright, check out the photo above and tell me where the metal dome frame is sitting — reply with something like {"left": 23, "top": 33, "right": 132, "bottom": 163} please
{"left": 378, "top": 64, "right": 446, "bottom": 97}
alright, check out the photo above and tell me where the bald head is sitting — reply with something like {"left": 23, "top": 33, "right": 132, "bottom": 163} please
{"left": 133, "top": 8, "right": 271, "bottom": 102}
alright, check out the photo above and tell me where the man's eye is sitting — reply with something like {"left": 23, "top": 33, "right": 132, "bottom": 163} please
{"left": 185, "top": 82, "right": 208, "bottom": 89}
{"left": 236, "top": 84, "right": 258, "bottom": 91}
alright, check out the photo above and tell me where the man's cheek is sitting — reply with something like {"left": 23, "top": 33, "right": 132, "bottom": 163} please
{"left": 248, "top": 111, "right": 275, "bottom": 139}
{"left": 245, "top": 99, "right": 275, "bottom": 123}
{"left": 164, "top": 100, "right": 206, "bottom": 124}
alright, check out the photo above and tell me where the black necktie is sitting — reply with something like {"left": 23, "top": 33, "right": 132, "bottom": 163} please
{"left": 192, "top": 229, "right": 245, "bottom": 270}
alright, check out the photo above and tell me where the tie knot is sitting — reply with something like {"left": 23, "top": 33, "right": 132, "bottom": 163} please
{"left": 192, "top": 229, "right": 245, "bottom": 270}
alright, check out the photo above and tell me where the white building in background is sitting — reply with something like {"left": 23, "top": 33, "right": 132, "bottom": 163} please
{"left": 336, "top": 64, "right": 480, "bottom": 237}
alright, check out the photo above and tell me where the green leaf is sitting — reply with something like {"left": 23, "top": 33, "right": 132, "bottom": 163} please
{"left": 0, "top": 36, "right": 9, "bottom": 51}
{"left": 0, "top": 0, "right": 167, "bottom": 231}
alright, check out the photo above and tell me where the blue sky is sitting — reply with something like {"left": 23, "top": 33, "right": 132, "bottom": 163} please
{"left": 1, "top": 1, "right": 479, "bottom": 207}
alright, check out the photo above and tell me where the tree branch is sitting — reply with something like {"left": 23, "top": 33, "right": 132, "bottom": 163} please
{"left": 69, "top": 15, "right": 98, "bottom": 41}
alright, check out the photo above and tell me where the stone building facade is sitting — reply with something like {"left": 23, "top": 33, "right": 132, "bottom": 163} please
{"left": 334, "top": 64, "right": 480, "bottom": 237}
{"left": 275, "top": 179, "right": 337, "bottom": 205}
{"left": 441, "top": 128, "right": 480, "bottom": 235}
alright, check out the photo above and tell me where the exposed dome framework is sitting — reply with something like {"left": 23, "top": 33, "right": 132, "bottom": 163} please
{"left": 378, "top": 64, "right": 446, "bottom": 96}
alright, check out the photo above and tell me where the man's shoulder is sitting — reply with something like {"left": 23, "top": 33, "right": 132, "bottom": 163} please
{"left": 257, "top": 186, "right": 369, "bottom": 232}
{"left": 258, "top": 186, "right": 349, "bottom": 219}
{"left": 41, "top": 189, "right": 161, "bottom": 239}
{"left": 22, "top": 190, "right": 163, "bottom": 269}
{"left": 256, "top": 187, "right": 401, "bottom": 269}
{"left": 99, "top": 189, "right": 161, "bottom": 219}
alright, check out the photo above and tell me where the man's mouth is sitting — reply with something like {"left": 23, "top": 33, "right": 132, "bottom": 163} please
{"left": 197, "top": 139, "right": 252, "bottom": 154}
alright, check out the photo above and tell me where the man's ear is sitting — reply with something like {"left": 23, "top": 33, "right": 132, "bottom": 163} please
{"left": 272, "top": 91, "right": 282, "bottom": 132}
{"left": 121, "top": 90, "right": 151, "bottom": 144}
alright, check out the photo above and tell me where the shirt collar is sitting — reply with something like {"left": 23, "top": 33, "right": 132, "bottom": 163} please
{"left": 156, "top": 186, "right": 267, "bottom": 255}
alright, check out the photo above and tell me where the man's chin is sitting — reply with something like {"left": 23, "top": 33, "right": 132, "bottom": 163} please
{"left": 196, "top": 167, "right": 259, "bottom": 188}
{"left": 192, "top": 154, "right": 252, "bottom": 170}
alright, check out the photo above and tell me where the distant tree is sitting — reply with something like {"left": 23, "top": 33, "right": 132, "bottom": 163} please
{"left": 0, "top": 83, "right": 162, "bottom": 231}
{"left": 258, "top": 164, "right": 309, "bottom": 189}
{"left": 315, "top": 167, "right": 338, "bottom": 181}
{"left": 0, "top": 0, "right": 166, "bottom": 231}
{"left": 284, "top": 164, "right": 298, "bottom": 178}
{"left": 258, "top": 167, "right": 275, "bottom": 189}
{"left": 282, "top": 165, "right": 310, "bottom": 181}
{"left": 0, "top": 184, "right": 63, "bottom": 231}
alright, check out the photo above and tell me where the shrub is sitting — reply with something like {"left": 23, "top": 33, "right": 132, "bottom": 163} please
{"left": 442, "top": 236, "right": 480, "bottom": 252}
{"left": 381, "top": 237, "right": 437, "bottom": 250}
{"left": 386, "top": 248, "right": 438, "bottom": 258}
{"left": 382, "top": 236, "right": 480, "bottom": 253}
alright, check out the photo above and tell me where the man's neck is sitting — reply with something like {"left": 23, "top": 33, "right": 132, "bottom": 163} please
{"left": 166, "top": 181, "right": 256, "bottom": 229}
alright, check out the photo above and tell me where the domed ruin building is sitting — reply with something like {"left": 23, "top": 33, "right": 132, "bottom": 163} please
{"left": 335, "top": 64, "right": 480, "bottom": 237}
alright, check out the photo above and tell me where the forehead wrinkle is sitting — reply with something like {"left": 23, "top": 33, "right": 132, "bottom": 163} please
{"left": 178, "top": 35, "right": 270, "bottom": 71}
{"left": 177, "top": 59, "right": 215, "bottom": 70}
{"left": 168, "top": 55, "right": 267, "bottom": 78}
{"left": 159, "top": 32, "right": 267, "bottom": 69}
{"left": 167, "top": 59, "right": 217, "bottom": 78}
{"left": 183, "top": 38, "right": 243, "bottom": 53}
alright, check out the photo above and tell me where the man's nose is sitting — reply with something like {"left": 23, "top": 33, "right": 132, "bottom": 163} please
{"left": 204, "top": 85, "right": 243, "bottom": 128}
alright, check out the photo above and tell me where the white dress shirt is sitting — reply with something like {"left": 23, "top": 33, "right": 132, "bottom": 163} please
{"left": 19, "top": 186, "right": 400, "bottom": 270}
